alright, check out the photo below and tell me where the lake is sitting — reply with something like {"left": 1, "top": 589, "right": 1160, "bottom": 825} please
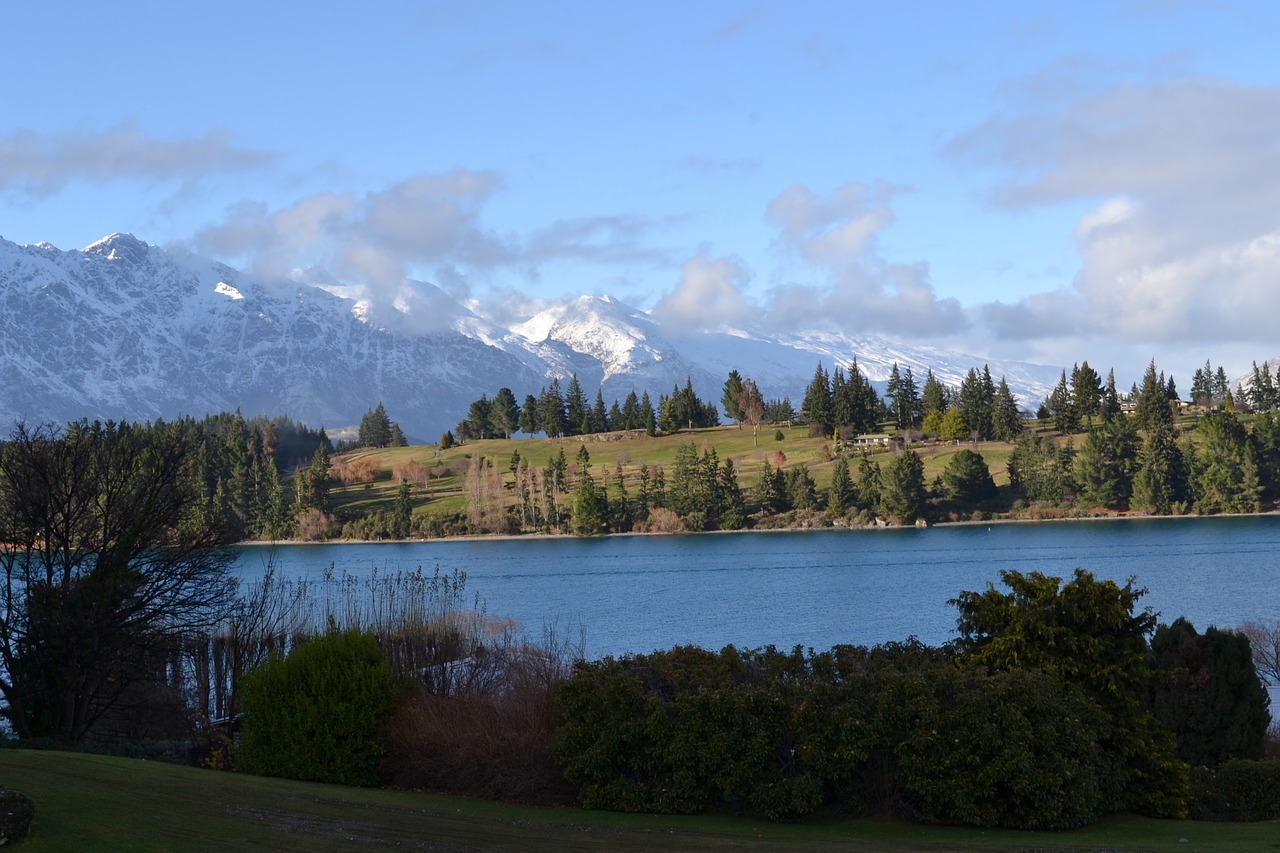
{"left": 234, "top": 516, "right": 1280, "bottom": 660}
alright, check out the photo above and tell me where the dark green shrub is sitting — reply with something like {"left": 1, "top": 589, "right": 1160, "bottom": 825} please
{"left": 1190, "top": 759, "right": 1280, "bottom": 821}
{"left": 554, "top": 645, "right": 821, "bottom": 820}
{"left": 238, "top": 629, "right": 400, "bottom": 785}
{"left": 899, "top": 668, "right": 1111, "bottom": 830}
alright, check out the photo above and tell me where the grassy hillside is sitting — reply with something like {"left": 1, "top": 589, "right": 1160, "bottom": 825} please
{"left": 326, "top": 423, "right": 1028, "bottom": 525}
{"left": 1, "top": 749, "right": 1273, "bottom": 852}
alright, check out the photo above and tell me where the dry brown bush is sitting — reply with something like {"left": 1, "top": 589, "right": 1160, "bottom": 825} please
{"left": 295, "top": 508, "right": 338, "bottom": 540}
{"left": 393, "top": 460, "right": 432, "bottom": 486}
{"left": 334, "top": 456, "right": 380, "bottom": 485}
{"left": 646, "top": 507, "right": 687, "bottom": 533}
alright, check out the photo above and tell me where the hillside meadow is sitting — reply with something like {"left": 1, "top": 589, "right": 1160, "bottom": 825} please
{"left": 327, "top": 421, "right": 1022, "bottom": 524}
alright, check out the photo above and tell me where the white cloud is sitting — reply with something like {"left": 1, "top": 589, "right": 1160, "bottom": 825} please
{"left": 951, "top": 75, "right": 1280, "bottom": 353}
{"left": 760, "top": 182, "right": 968, "bottom": 337}
{"left": 650, "top": 253, "right": 758, "bottom": 333}
{"left": 0, "top": 122, "right": 274, "bottom": 197}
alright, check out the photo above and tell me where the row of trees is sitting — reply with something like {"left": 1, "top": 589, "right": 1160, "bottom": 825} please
{"left": 1009, "top": 409, "right": 1280, "bottom": 515}
{"left": 455, "top": 377, "right": 727, "bottom": 442}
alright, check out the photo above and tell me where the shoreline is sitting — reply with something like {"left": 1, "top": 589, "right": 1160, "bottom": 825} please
{"left": 238, "top": 507, "right": 1280, "bottom": 547}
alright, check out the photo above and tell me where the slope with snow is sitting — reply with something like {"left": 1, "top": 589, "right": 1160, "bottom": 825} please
{"left": 0, "top": 234, "right": 1066, "bottom": 438}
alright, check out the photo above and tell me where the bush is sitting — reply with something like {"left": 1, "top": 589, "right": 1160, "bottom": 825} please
{"left": 1190, "top": 760, "right": 1280, "bottom": 821}
{"left": 554, "top": 646, "right": 822, "bottom": 821}
{"left": 899, "top": 669, "right": 1111, "bottom": 830}
{"left": 238, "top": 629, "right": 401, "bottom": 785}
{"left": 0, "top": 788, "right": 34, "bottom": 845}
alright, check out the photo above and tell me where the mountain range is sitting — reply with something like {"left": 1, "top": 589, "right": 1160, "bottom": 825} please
{"left": 0, "top": 233, "right": 1066, "bottom": 440}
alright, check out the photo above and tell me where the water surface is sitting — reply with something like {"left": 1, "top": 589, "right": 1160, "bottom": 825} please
{"left": 235, "top": 516, "right": 1280, "bottom": 659}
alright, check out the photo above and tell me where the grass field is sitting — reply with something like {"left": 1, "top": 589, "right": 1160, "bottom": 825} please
{"left": 2, "top": 750, "right": 1276, "bottom": 852}
{"left": 325, "top": 422, "right": 1029, "bottom": 523}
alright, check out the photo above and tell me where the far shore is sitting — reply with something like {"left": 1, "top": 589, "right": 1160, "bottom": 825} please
{"left": 238, "top": 507, "right": 1280, "bottom": 548}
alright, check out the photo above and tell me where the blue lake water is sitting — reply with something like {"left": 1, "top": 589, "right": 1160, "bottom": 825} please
{"left": 233, "top": 516, "right": 1280, "bottom": 660}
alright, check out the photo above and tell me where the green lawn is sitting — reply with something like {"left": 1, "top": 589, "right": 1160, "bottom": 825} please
{"left": 3, "top": 750, "right": 1277, "bottom": 852}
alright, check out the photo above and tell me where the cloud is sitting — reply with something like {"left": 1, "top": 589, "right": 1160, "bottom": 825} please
{"left": 760, "top": 182, "right": 968, "bottom": 337}
{"left": 0, "top": 122, "right": 274, "bottom": 197}
{"left": 951, "top": 75, "right": 1280, "bottom": 350}
{"left": 650, "top": 253, "right": 758, "bottom": 333}
{"left": 190, "top": 170, "right": 511, "bottom": 331}
{"left": 191, "top": 170, "right": 679, "bottom": 331}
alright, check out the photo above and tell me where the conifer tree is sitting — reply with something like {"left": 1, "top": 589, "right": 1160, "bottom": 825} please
{"left": 722, "top": 370, "right": 745, "bottom": 425}
{"left": 828, "top": 455, "right": 853, "bottom": 515}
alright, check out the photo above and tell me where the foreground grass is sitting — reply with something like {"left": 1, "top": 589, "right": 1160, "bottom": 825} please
{"left": 2, "top": 750, "right": 1276, "bottom": 852}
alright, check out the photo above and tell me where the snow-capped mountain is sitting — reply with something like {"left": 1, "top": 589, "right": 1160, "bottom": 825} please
{"left": 0, "top": 234, "right": 1063, "bottom": 438}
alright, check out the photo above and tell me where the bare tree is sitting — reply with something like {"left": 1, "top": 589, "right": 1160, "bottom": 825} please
{"left": 0, "top": 421, "right": 236, "bottom": 743}
{"left": 1239, "top": 620, "right": 1280, "bottom": 686}
{"left": 737, "top": 379, "right": 766, "bottom": 447}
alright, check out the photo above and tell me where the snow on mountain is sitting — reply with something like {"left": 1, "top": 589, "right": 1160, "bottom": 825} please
{"left": 0, "top": 234, "right": 1063, "bottom": 439}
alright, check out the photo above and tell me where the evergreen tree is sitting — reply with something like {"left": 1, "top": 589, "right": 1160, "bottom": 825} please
{"left": 887, "top": 363, "right": 919, "bottom": 429}
{"left": 357, "top": 402, "right": 393, "bottom": 448}
{"left": 1152, "top": 618, "right": 1270, "bottom": 766}
{"left": 942, "top": 449, "right": 996, "bottom": 503}
{"left": 784, "top": 464, "right": 818, "bottom": 510}
{"left": 1189, "top": 410, "right": 1262, "bottom": 514}
{"left": 540, "top": 380, "right": 567, "bottom": 438}
{"left": 489, "top": 388, "right": 521, "bottom": 439}
{"left": 991, "top": 377, "right": 1024, "bottom": 442}
{"left": 957, "top": 367, "right": 995, "bottom": 440}
{"left": 921, "top": 368, "right": 949, "bottom": 419}
{"left": 388, "top": 423, "right": 407, "bottom": 447}
{"left": 1131, "top": 423, "right": 1187, "bottom": 515}
{"left": 719, "top": 459, "right": 746, "bottom": 530}
{"left": 1075, "top": 418, "right": 1140, "bottom": 510}
{"left": 802, "top": 363, "right": 833, "bottom": 435}
{"left": 591, "top": 389, "right": 609, "bottom": 434}
{"left": 855, "top": 453, "right": 881, "bottom": 512}
{"left": 752, "top": 459, "right": 785, "bottom": 514}
{"left": 570, "top": 468, "right": 608, "bottom": 536}
{"left": 519, "top": 394, "right": 541, "bottom": 436}
{"left": 1135, "top": 360, "right": 1174, "bottom": 431}
{"left": 564, "top": 374, "right": 588, "bottom": 436}
{"left": 1072, "top": 361, "right": 1103, "bottom": 426}
{"left": 722, "top": 370, "right": 746, "bottom": 425}
{"left": 1099, "top": 369, "right": 1121, "bottom": 423}
{"left": 640, "top": 391, "right": 657, "bottom": 436}
{"left": 1048, "top": 370, "right": 1080, "bottom": 435}
{"left": 393, "top": 478, "right": 413, "bottom": 538}
{"left": 1008, "top": 433, "right": 1075, "bottom": 505}
{"left": 621, "top": 390, "right": 641, "bottom": 431}
{"left": 879, "top": 449, "right": 925, "bottom": 523}
{"left": 827, "top": 455, "right": 853, "bottom": 515}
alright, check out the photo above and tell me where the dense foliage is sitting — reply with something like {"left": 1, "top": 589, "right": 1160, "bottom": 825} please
{"left": 238, "top": 629, "right": 401, "bottom": 785}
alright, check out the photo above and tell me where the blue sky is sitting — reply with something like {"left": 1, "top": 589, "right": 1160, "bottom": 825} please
{"left": 4, "top": 1, "right": 1280, "bottom": 386}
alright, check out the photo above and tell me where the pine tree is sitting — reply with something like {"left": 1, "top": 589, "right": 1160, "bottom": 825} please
{"left": 802, "top": 363, "right": 833, "bottom": 435}
{"left": 992, "top": 377, "right": 1024, "bottom": 442}
{"left": 621, "top": 391, "right": 641, "bottom": 431}
{"left": 519, "top": 394, "right": 541, "bottom": 436}
{"left": 489, "top": 388, "right": 521, "bottom": 439}
{"left": 1100, "top": 369, "right": 1121, "bottom": 423}
{"left": 393, "top": 478, "right": 413, "bottom": 538}
{"left": 388, "top": 423, "right": 406, "bottom": 447}
{"left": 1072, "top": 361, "right": 1103, "bottom": 426}
{"left": 564, "top": 374, "right": 588, "bottom": 436}
{"left": 640, "top": 391, "right": 656, "bottom": 436}
{"left": 921, "top": 368, "right": 949, "bottom": 419}
{"left": 358, "top": 402, "right": 392, "bottom": 448}
{"left": 722, "top": 370, "right": 746, "bottom": 425}
{"left": 1049, "top": 370, "right": 1080, "bottom": 435}
{"left": 1132, "top": 423, "right": 1186, "bottom": 514}
{"left": 1135, "top": 360, "right": 1174, "bottom": 432}
{"left": 719, "top": 459, "right": 746, "bottom": 530}
{"left": 540, "top": 380, "right": 567, "bottom": 438}
{"left": 828, "top": 455, "right": 853, "bottom": 515}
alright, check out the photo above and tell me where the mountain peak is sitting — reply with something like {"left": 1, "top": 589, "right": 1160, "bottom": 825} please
{"left": 83, "top": 233, "right": 151, "bottom": 262}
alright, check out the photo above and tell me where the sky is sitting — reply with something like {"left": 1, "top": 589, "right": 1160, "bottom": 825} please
{"left": 4, "top": 0, "right": 1280, "bottom": 388}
